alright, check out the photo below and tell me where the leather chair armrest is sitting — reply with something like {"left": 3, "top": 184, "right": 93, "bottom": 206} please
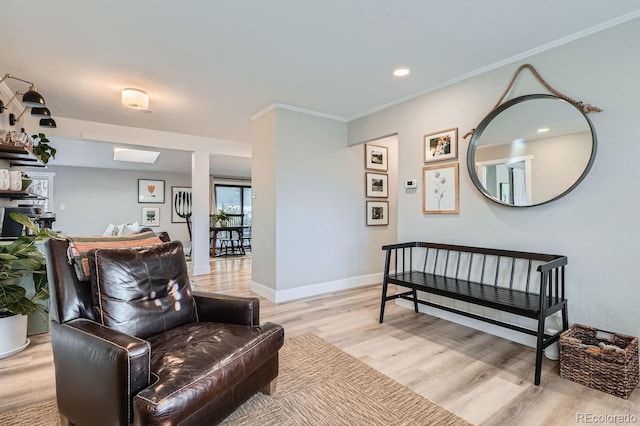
{"left": 51, "top": 319, "right": 151, "bottom": 426}
{"left": 193, "top": 292, "right": 260, "bottom": 326}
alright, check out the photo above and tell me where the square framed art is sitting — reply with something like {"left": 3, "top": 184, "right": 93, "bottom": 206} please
{"left": 424, "top": 128, "right": 458, "bottom": 163}
{"left": 365, "top": 172, "right": 388, "bottom": 198}
{"left": 138, "top": 179, "right": 165, "bottom": 203}
{"left": 141, "top": 207, "right": 160, "bottom": 227}
{"left": 366, "top": 201, "right": 389, "bottom": 226}
{"left": 364, "top": 144, "right": 388, "bottom": 171}
{"left": 423, "top": 162, "right": 459, "bottom": 214}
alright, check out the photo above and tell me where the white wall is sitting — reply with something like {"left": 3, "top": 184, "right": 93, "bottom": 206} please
{"left": 48, "top": 165, "right": 192, "bottom": 246}
{"left": 251, "top": 108, "right": 277, "bottom": 291}
{"left": 348, "top": 18, "right": 640, "bottom": 339}
{"left": 250, "top": 107, "right": 398, "bottom": 302}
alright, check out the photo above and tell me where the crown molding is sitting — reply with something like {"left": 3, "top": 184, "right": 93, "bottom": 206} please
{"left": 348, "top": 10, "right": 640, "bottom": 121}
{"left": 250, "top": 103, "right": 347, "bottom": 122}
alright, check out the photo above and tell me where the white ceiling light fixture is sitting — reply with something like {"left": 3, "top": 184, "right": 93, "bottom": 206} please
{"left": 121, "top": 88, "right": 149, "bottom": 109}
{"left": 114, "top": 147, "right": 160, "bottom": 164}
{"left": 537, "top": 127, "right": 550, "bottom": 133}
{"left": 392, "top": 67, "right": 411, "bottom": 78}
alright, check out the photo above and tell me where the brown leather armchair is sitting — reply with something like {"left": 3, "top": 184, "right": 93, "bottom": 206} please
{"left": 45, "top": 238, "right": 284, "bottom": 425}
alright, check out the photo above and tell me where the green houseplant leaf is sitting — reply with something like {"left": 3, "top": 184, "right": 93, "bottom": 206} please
{"left": 30, "top": 133, "right": 57, "bottom": 165}
{"left": 0, "top": 213, "right": 60, "bottom": 316}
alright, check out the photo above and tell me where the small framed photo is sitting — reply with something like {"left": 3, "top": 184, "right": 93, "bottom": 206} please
{"left": 365, "top": 172, "right": 388, "bottom": 198}
{"left": 364, "top": 144, "right": 388, "bottom": 171}
{"left": 171, "top": 186, "right": 192, "bottom": 223}
{"left": 366, "top": 201, "right": 389, "bottom": 226}
{"left": 424, "top": 128, "right": 458, "bottom": 163}
{"left": 138, "top": 179, "right": 165, "bottom": 203}
{"left": 142, "top": 207, "right": 160, "bottom": 227}
{"left": 423, "top": 162, "right": 459, "bottom": 214}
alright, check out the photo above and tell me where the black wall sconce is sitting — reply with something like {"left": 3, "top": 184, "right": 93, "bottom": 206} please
{"left": 9, "top": 106, "right": 57, "bottom": 128}
{"left": 0, "top": 73, "right": 56, "bottom": 128}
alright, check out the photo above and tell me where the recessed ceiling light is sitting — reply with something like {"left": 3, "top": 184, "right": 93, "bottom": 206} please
{"left": 537, "top": 127, "right": 550, "bottom": 133}
{"left": 114, "top": 147, "right": 160, "bottom": 164}
{"left": 392, "top": 67, "right": 411, "bottom": 78}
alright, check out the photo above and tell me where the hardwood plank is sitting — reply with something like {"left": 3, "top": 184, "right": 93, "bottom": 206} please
{"left": 0, "top": 255, "right": 638, "bottom": 425}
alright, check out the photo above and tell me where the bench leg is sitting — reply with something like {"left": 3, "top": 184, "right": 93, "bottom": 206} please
{"left": 534, "top": 311, "right": 546, "bottom": 385}
{"left": 561, "top": 303, "right": 569, "bottom": 331}
{"left": 412, "top": 289, "right": 419, "bottom": 313}
{"left": 379, "top": 279, "right": 388, "bottom": 323}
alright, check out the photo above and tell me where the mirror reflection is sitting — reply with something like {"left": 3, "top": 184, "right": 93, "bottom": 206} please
{"left": 467, "top": 94, "right": 597, "bottom": 207}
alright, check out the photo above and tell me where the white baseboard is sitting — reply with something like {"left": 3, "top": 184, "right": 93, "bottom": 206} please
{"left": 250, "top": 272, "right": 382, "bottom": 303}
{"left": 396, "top": 299, "right": 538, "bottom": 348}
{"left": 191, "top": 263, "right": 211, "bottom": 276}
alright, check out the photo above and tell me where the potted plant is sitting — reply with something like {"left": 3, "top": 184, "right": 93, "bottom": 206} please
{"left": 30, "top": 132, "right": 57, "bottom": 165}
{"left": 213, "top": 210, "right": 229, "bottom": 227}
{"left": 0, "top": 213, "right": 58, "bottom": 358}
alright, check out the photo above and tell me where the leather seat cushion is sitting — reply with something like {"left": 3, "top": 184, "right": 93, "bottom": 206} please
{"left": 88, "top": 240, "right": 197, "bottom": 338}
{"left": 134, "top": 321, "right": 284, "bottom": 422}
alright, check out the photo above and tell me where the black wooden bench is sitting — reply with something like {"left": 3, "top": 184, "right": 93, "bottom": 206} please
{"left": 380, "top": 242, "right": 568, "bottom": 385}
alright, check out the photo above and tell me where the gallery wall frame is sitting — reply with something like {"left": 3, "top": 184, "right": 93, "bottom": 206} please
{"left": 364, "top": 143, "right": 388, "bottom": 171}
{"left": 366, "top": 200, "right": 389, "bottom": 226}
{"left": 172, "top": 186, "right": 192, "bottom": 223}
{"left": 138, "top": 179, "right": 165, "bottom": 203}
{"left": 423, "top": 162, "right": 459, "bottom": 214}
{"left": 365, "top": 172, "right": 388, "bottom": 198}
{"left": 142, "top": 207, "right": 160, "bottom": 227}
{"left": 424, "top": 127, "right": 458, "bottom": 163}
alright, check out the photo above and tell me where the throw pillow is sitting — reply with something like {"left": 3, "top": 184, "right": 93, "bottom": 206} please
{"left": 102, "top": 224, "right": 117, "bottom": 236}
{"left": 119, "top": 222, "right": 140, "bottom": 235}
{"left": 66, "top": 231, "right": 163, "bottom": 282}
{"left": 88, "top": 240, "right": 197, "bottom": 338}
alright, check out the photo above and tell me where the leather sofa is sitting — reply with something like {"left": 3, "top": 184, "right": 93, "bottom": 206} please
{"left": 45, "top": 238, "right": 284, "bottom": 425}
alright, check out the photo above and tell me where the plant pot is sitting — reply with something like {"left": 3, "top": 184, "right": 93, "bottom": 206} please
{"left": 0, "top": 314, "right": 30, "bottom": 359}
{"left": 21, "top": 178, "right": 33, "bottom": 191}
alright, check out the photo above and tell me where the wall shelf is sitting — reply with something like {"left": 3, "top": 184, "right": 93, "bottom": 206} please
{"left": 0, "top": 144, "right": 45, "bottom": 168}
{"left": 0, "top": 190, "right": 46, "bottom": 200}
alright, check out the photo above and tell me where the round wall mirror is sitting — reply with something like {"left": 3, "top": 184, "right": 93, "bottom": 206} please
{"left": 467, "top": 94, "right": 597, "bottom": 207}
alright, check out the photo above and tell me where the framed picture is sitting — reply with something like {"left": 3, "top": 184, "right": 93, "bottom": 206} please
{"left": 365, "top": 172, "right": 388, "bottom": 198}
{"left": 171, "top": 186, "right": 192, "bottom": 223}
{"left": 366, "top": 201, "right": 389, "bottom": 226}
{"left": 423, "top": 162, "right": 459, "bottom": 214}
{"left": 424, "top": 128, "right": 458, "bottom": 163}
{"left": 141, "top": 207, "right": 160, "bottom": 227}
{"left": 364, "top": 144, "right": 388, "bottom": 171}
{"left": 138, "top": 179, "right": 165, "bottom": 203}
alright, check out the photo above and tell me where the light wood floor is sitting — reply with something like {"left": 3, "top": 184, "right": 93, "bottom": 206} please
{"left": 1, "top": 256, "right": 638, "bottom": 425}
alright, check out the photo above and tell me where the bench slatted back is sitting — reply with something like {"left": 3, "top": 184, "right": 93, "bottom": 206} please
{"left": 384, "top": 242, "right": 567, "bottom": 302}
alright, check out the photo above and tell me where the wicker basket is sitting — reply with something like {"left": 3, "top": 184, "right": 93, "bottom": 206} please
{"left": 560, "top": 324, "right": 639, "bottom": 399}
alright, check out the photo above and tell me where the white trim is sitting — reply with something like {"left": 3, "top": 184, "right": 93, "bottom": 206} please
{"left": 250, "top": 272, "right": 382, "bottom": 303}
{"left": 250, "top": 103, "right": 347, "bottom": 122}
{"left": 191, "top": 263, "right": 211, "bottom": 276}
{"left": 476, "top": 155, "right": 534, "bottom": 205}
{"left": 348, "top": 10, "right": 640, "bottom": 121}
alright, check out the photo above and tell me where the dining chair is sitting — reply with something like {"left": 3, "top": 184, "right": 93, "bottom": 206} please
{"left": 242, "top": 225, "right": 252, "bottom": 252}
{"left": 219, "top": 214, "right": 244, "bottom": 256}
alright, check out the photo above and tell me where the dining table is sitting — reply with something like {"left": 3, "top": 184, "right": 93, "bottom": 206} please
{"left": 210, "top": 225, "right": 248, "bottom": 257}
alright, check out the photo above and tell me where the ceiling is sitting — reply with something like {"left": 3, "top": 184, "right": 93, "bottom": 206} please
{"left": 2, "top": 1, "right": 640, "bottom": 174}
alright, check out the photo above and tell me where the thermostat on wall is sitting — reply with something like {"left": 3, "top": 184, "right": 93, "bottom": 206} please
{"left": 405, "top": 180, "right": 417, "bottom": 189}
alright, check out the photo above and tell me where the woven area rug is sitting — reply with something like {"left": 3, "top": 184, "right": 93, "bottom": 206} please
{"left": 0, "top": 333, "right": 470, "bottom": 425}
